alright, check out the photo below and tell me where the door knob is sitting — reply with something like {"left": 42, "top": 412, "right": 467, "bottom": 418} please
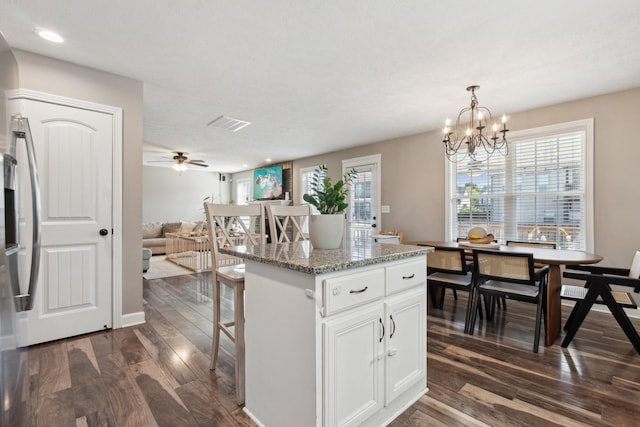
{"left": 99, "top": 228, "right": 109, "bottom": 236}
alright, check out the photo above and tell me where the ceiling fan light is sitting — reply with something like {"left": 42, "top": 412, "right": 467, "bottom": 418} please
{"left": 173, "top": 163, "right": 188, "bottom": 172}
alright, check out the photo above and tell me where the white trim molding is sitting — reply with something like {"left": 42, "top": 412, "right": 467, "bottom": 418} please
{"left": 121, "top": 311, "right": 146, "bottom": 328}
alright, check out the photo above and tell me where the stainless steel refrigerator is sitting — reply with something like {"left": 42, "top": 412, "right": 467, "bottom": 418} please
{"left": 0, "top": 32, "right": 42, "bottom": 427}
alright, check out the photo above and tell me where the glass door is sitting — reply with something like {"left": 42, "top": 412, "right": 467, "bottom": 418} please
{"left": 343, "top": 155, "right": 381, "bottom": 248}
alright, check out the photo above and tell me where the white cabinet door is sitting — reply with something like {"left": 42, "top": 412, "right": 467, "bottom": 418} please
{"left": 324, "top": 304, "right": 384, "bottom": 427}
{"left": 384, "top": 287, "right": 426, "bottom": 405}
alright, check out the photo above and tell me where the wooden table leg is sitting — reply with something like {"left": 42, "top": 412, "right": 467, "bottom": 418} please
{"left": 545, "top": 264, "right": 562, "bottom": 346}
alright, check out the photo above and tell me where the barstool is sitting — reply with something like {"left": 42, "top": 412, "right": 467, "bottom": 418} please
{"left": 204, "top": 202, "right": 265, "bottom": 405}
{"left": 266, "top": 204, "right": 311, "bottom": 243}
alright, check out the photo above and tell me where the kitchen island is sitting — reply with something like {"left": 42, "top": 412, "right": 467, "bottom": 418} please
{"left": 220, "top": 240, "right": 431, "bottom": 427}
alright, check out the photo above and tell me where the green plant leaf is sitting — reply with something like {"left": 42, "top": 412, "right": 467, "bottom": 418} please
{"left": 302, "top": 164, "right": 357, "bottom": 214}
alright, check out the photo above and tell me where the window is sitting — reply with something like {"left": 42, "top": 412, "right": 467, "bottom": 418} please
{"left": 446, "top": 119, "right": 594, "bottom": 251}
{"left": 350, "top": 171, "right": 373, "bottom": 223}
{"left": 299, "top": 166, "right": 319, "bottom": 233}
{"left": 299, "top": 166, "right": 317, "bottom": 206}
{"left": 236, "top": 178, "right": 251, "bottom": 205}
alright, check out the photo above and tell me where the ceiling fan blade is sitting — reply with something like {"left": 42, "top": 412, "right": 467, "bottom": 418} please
{"left": 185, "top": 161, "right": 209, "bottom": 167}
{"left": 148, "top": 160, "right": 174, "bottom": 163}
{"left": 187, "top": 159, "right": 206, "bottom": 163}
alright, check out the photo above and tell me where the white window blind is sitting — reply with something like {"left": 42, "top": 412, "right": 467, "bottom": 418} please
{"left": 447, "top": 119, "right": 593, "bottom": 251}
{"left": 299, "top": 166, "right": 317, "bottom": 205}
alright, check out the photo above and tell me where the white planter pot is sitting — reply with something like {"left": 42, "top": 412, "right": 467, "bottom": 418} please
{"left": 309, "top": 214, "right": 345, "bottom": 249}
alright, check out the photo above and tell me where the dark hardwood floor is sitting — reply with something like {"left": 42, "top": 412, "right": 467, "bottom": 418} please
{"left": 28, "top": 272, "right": 640, "bottom": 426}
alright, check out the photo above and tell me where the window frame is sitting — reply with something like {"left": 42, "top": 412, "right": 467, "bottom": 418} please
{"left": 235, "top": 177, "right": 252, "bottom": 205}
{"left": 444, "top": 118, "right": 594, "bottom": 252}
{"left": 299, "top": 165, "right": 318, "bottom": 206}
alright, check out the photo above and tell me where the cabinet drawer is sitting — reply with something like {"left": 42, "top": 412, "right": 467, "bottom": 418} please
{"left": 386, "top": 258, "right": 426, "bottom": 295}
{"left": 323, "top": 269, "right": 385, "bottom": 315}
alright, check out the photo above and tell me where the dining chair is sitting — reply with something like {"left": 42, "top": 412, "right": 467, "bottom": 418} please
{"left": 266, "top": 204, "right": 311, "bottom": 243}
{"left": 468, "top": 249, "right": 548, "bottom": 352}
{"left": 506, "top": 240, "right": 557, "bottom": 281}
{"left": 204, "top": 202, "right": 265, "bottom": 404}
{"left": 506, "top": 240, "right": 557, "bottom": 260}
{"left": 560, "top": 250, "right": 640, "bottom": 354}
{"left": 427, "top": 246, "right": 479, "bottom": 333}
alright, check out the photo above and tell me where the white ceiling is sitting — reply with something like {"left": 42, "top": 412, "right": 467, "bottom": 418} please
{"left": 2, "top": 1, "right": 640, "bottom": 173}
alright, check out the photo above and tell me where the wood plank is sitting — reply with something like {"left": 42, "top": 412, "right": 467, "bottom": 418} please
{"left": 132, "top": 326, "right": 197, "bottom": 388}
{"left": 70, "top": 379, "right": 109, "bottom": 419}
{"left": 459, "top": 382, "right": 595, "bottom": 427}
{"left": 25, "top": 270, "right": 640, "bottom": 427}
{"left": 118, "top": 331, "right": 152, "bottom": 366}
{"left": 35, "top": 388, "right": 76, "bottom": 427}
{"left": 175, "top": 380, "right": 240, "bottom": 427}
{"left": 129, "top": 359, "right": 199, "bottom": 426}
{"left": 75, "top": 407, "right": 117, "bottom": 427}
{"left": 37, "top": 342, "right": 72, "bottom": 397}
{"left": 67, "top": 338, "right": 101, "bottom": 386}
{"left": 97, "top": 352, "right": 159, "bottom": 427}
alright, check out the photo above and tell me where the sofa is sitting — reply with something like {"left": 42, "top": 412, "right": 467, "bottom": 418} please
{"left": 142, "top": 220, "right": 207, "bottom": 255}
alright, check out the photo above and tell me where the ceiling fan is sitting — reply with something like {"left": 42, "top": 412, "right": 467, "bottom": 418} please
{"left": 149, "top": 152, "right": 209, "bottom": 170}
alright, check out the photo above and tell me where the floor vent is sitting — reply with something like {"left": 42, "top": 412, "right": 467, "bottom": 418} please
{"left": 207, "top": 115, "right": 251, "bottom": 132}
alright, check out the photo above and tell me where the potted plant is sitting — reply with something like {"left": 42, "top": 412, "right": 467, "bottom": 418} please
{"left": 303, "top": 164, "right": 357, "bottom": 249}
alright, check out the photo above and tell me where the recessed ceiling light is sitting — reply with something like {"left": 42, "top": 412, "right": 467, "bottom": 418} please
{"left": 35, "top": 29, "right": 64, "bottom": 43}
{"left": 242, "top": 164, "right": 248, "bottom": 168}
{"left": 265, "top": 158, "right": 272, "bottom": 163}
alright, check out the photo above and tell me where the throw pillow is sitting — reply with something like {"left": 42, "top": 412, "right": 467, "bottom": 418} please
{"left": 162, "top": 222, "right": 182, "bottom": 236}
{"left": 142, "top": 222, "right": 163, "bottom": 239}
{"left": 179, "top": 221, "right": 197, "bottom": 234}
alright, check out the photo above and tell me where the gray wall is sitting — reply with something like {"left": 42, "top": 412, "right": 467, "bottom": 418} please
{"left": 13, "top": 49, "right": 144, "bottom": 315}
{"left": 294, "top": 86, "right": 640, "bottom": 269}
{"left": 143, "top": 166, "right": 230, "bottom": 223}
{"left": 13, "top": 46, "right": 640, "bottom": 316}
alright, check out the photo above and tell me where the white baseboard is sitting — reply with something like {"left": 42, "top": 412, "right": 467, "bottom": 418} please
{"left": 120, "top": 311, "right": 146, "bottom": 328}
{"left": 561, "top": 300, "right": 640, "bottom": 319}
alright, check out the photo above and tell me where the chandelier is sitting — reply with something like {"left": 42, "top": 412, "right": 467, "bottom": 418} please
{"left": 442, "top": 85, "right": 509, "bottom": 161}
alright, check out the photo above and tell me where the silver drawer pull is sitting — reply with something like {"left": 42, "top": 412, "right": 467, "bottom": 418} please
{"left": 349, "top": 286, "right": 369, "bottom": 294}
{"left": 402, "top": 274, "right": 415, "bottom": 280}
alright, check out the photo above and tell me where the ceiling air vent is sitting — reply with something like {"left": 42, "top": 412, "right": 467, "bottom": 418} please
{"left": 207, "top": 115, "right": 251, "bottom": 132}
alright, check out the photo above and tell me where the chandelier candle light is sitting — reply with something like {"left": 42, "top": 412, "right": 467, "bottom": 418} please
{"left": 442, "top": 85, "right": 509, "bottom": 161}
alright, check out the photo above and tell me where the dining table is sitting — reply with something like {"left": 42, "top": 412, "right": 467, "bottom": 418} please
{"left": 411, "top": 240, "right": 603, "bottom": 347}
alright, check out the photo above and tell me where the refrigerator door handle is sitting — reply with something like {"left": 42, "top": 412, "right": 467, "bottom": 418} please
{"left": 12, "top": 116, "right": 42, "bottom": 312}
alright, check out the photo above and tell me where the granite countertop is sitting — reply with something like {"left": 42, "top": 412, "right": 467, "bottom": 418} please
{"left": 219, "top": 240, "right": 432, "bottom": 275}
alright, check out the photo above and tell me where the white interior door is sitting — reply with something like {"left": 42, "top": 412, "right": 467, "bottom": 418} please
{"left": 343, "top": 154, "right": 381, "bottom": 246}
{"left": 17, "top": 99, "right": 113, "bottom": 345}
